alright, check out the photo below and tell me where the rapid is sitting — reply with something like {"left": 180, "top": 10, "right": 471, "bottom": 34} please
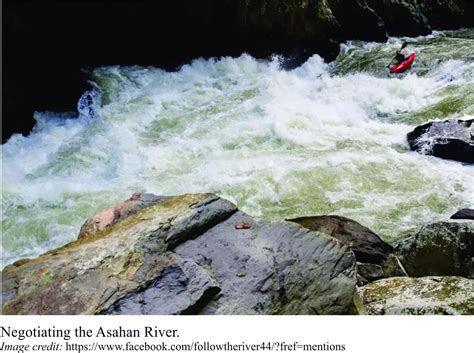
{"left": 2, "top": 29, "right": 473, "bottom": 267}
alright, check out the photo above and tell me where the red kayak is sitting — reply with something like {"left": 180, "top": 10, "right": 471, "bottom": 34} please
{"left": 390, "top": 53, "right": 416, "bottom": 74}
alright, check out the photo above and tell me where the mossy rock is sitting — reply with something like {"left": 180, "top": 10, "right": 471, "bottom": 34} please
{"left": 2, "top": 193, "right": 360, "bottom": 315}
{"left": 396, "top": 222, "right": 474, "bottom": 278}
{"left": 360, "top": 276, "right": 474, "bottom": 315}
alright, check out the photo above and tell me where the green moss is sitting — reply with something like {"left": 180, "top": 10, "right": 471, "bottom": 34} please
{"left": 434, "top": 278, "right": 461, "bottom": 301}
{"left": 9, "top": 194, "right": 205, "bottom": 269}
{"left": 41, "top": 271, "right": 53, "bottom": 283}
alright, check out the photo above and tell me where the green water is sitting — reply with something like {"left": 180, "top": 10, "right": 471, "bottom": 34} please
{"left": 2, "top": 29, "right": 473, "bottom": 267}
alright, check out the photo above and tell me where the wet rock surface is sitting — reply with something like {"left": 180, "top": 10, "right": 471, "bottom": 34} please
{"left": 396, "top": 222, "right": 474, "bottom": 278}
{"left": 407, "top": 119, "right": 474, "bottom": 163}
{"left": 287, "top": 215, "right": 393, "bottom": 265}
{"left": 175, "top": 212, "right": 359, "bottom": 314}
{"left": 360, "top": 276, "right": 474, "bottom": 315}
{"left": 451, "top": 208, "right": 474, "bottom": 220}
{"left": 78, "top": 192, "right": 168, "bottom": 239}
{"left": 2, "top": 193, "right": 359, "bottom": 315}
{"left": 103, "top": 255, "right": 221, "bottom": 315}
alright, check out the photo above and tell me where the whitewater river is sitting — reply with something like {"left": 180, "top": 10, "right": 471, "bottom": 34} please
{"left": 2, "top": 29, "right": 473, "bottom": 267}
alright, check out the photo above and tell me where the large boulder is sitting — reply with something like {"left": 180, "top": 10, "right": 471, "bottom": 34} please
{"left": 287, "top": 215, "right": 393, "bottom": 264}
{"left": 360, "top": 276, "right": 474, "bottom": 315}
{"left": 396, "top": 222, "right": 474, "bottom": 278}
{"left": 2, "top": 193, "right": 360, "bottom": 315}
{"left": 407, "top": 119, "right": 474, "bottom": 164}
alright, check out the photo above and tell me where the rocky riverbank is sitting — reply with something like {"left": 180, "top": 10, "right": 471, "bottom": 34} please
{"left": 2, "top": 193, "right": 473, "bottom": 315}
{"left": 4, "top": 0, "right": 473, "bottom": 140}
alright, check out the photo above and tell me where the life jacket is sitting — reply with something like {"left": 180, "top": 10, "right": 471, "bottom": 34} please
{"left": 395, "top": 51, "right": 407, "bottom": 63}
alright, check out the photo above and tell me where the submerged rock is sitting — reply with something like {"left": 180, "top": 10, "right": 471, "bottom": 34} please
{"left": 407, "top": 119, "right": 474, "bottom": 163}
{"left": 360, "top": 276, "right": 474, "bottom": 315}
{"left": 451, "top": 208, "right": 474, "bottom": 220}
{"left": 287, "top": 215, "right": 393, "bottom": 264}
{"left": 396, "top": 222, "right": 474, "bottom": 278}
{"left": 2, "top": 193, "right": 359, "bottom": 315}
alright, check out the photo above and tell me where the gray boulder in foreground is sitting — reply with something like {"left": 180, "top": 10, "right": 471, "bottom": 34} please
{"left": 396, "top": 222, "right": 474, "bottom": 278}
{"left": 360, "top": 276, "right": 474, "bottom": 315}
{"left": 2, "top": 193, "right": 360, "bottom": 315}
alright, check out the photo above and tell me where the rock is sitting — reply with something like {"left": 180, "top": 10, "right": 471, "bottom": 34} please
{"left": 365, "top": 0, "right": 431, "bottom": 37}
{"left": 103, "top": 255, "right": 221, "bottom": 315}
{"left": 356, "top": 275, "right": 369, "bottom": 287}
{"left": 2, "top": 193, "right": 359, "bottom": 315}
{"left": 175, "top": 211, "right": 359, "bottom": 315}
{"left": 407, "top": 119, "right": 474, "bottom": 164}
{"left": 356, "top": 254, "right": 408, "bottom": 285}
{"left": 78, "top": 192, "right": 168, "bottom": 239}
{"left": 329, "top": 0, "right": 386, "bottom": 41}
{"left": 287, "top": 215, "right": 393, "bottom": 264}
{"left": 396, "top": 222, "right": 474, "bottom": 278}
{"left": 451, "top": 208, "right": 474, "bottom": 220}
{"left": 2, "top": 194, "right": 237, "bottom": 314}
{"left": 360, "top": 276, "right": 474, "bottom": 315}
{"left": 357, "top": 263, "right": 385, "bottom": 283}
{"left": 414, "top": 0, "right": 474, "bottom": 30}
{"left": 163, "top": 195, "right": 238, "bottom": 250}
{"left": 381, "top": 253, "right": 408, "bottom": 278}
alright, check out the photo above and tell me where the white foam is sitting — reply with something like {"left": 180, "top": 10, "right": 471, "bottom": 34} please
{"left": 2, "top": 35, "right": 474, "bottom": 267}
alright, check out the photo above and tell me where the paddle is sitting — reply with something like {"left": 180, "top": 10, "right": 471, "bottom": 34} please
{"left": 387, "top": 41, "right": 408, "bottom": 68}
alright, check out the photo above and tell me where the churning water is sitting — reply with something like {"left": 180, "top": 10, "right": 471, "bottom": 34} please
{"left": 2, "top": 29, "right": 474, "bottom": 267}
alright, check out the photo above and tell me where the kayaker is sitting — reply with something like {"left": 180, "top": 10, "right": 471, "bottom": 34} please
{"left": 394, "top": 49, "right": 408, "bottom": 64}
{"left": 390, "top": 42, "right": 409, "bottom": 65}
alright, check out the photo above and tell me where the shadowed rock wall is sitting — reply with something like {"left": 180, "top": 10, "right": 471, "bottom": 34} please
{"left": 3, "top": 0, "right": 473, "bottom": 141}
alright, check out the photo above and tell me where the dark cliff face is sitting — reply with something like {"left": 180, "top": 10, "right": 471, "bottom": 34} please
{"left": 3, "top": 0, "right": 473, "bottom": 141}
